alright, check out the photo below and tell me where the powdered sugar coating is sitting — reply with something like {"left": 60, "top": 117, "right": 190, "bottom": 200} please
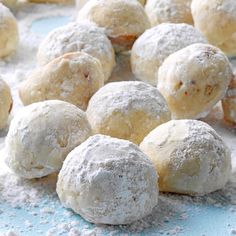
{"left": 191, "top": 0, "right": 236, "bottom": 48}
{"left": 131, "top": 23, "right": 206, "bottom": 85}
{"left": 76, "top": 0, "right": 146, "bottom": 9}
{"left": 158, "top": 43, "right": 233, "bottom": 119}
{"left": 145, "top": 0, "right": 193, "bottom": 26}
{"left": 140, "top": 120, "right": 232, "bottom": 196}
{"left": 77, "top": 0, "right": 150, "bottom": 52}
{"left": 5, "top": 100, "right": 92, "bottom": 179}
{"left": 57, "top": 134, "right": 158, "bottom": 224}
{"left": 86, "top": 81, "right": 171, "bottom": 144}
{"left": 0, "top": 78, "right": 12, "bottom": 129}
{"left": 19, "top": 52, "right": 104, "bottom": 110}
{"left": 37, "top": 22, "right": 115, "bottom": 81}
{"left": 0, "top": 3, "right": 18, "bottom": 58}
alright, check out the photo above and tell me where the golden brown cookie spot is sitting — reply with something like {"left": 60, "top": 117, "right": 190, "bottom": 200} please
{"left": 204, "top": 85, "right": 213, "bottom": 96}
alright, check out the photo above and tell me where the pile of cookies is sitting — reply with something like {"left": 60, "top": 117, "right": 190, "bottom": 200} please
{"left": 0, "top": 0, "right": 235, "bottom": 226}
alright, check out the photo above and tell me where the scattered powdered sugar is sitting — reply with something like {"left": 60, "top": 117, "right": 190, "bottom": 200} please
{"left": 132, "top": 23, "right": 206, "bottom": 61}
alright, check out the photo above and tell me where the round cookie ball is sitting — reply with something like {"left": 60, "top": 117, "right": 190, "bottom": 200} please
{"left": 0, "top": 3, "right": 18, "bottom": 58}
{"left": 131, "top": 23, "right": 206, "bottom": 86}
{"left": 19, "top": 52, "right": 104, "bottom": 111}
{"left": 157, "top": 43, "right": 233, "bottom": 119}
{"left": 0, "top": 78, "right": 12, "bottom": 129}
{"left": 191, "top": 0, "right": 236, "bottom": 48}
{"left": 86, "top": 81, "right": 171, "bottom": 144}
{"left": 140, "top": 120, "right": 232, "bottom": 196}
{"left": 77, "top": 0, "right": 150, "bottom": 52}
{"left": 57, "top": 134, "right": 158, "bottom": 224}
{"left": 222, "top": 78, "right": 236, "bottom": 124}
{"left": 5, "top": 100, "right": 92, "bottom": 179}
{"left": 145, "top": 0, "right": 193, "bottom": 27}
{"left": 37, "top": 22, "right": 115, "bottom": 82}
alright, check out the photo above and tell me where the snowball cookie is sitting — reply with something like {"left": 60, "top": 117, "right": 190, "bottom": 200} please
{"left": 222, "top": 78, "right": 236, "bottom": 124}
{"left": 76, "top": 0, "right": 146, "bottom": 9}
{"left": 0, "top": 78, "right": 12, "bottom": 129}
{"left": 157, "top": 43, "right": 233, "bottom": 119}
{"left": 19, "top": 52, "right": 104, "bottom": 111}
{"left": 5, "top": 100, "right": 92, "bottom": 179}
{"left": 191, "top": 0, "right": 236, "bottom": 49}
{"left": 140, "top": 120, "right": 232, "bottom": 196}
{"left": 37, "top": 22, "right": 115, "bottom": 82}
{"left": 131, "top": 23, "right": 206, "bottom": 86}
{"left": 57, "top": 134, "right": 158, "bottom": 224}
{"left": 0, "top": 3, "right": 18, "bottom": 58}
{"left": 77, "top": 0, "right": 150, "bottom": 52}
{"left": 86, "top": 81, "right": 171, "bottom": 144}
{"left": 145, "top": 0, "right": 193, "bottom": 27}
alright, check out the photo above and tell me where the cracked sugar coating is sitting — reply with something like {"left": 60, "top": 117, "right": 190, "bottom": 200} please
{"left": 157, "top": 43, "right": 233, "bottom": 119}
{"left": 140, "top": 119, "right": 232, "bottom": 196}
{"left": 37, "top": 21, "right": 115, "bottom": 82}
{"left": 0, "top": 3, "right": 18, "bottom": 58}
{"left": 5, "top": 100, "right": 92, "bottom": 179}
{"left": 131, "top": 23, "right": 206, "bottom": 86}
{"left": 191, "top": 0, "right": 236, "bottom": 55}
{"left": 56, "top": 134, "right": 158, "bottom": 225}
{"left": 77, "top": 0, "right": 150, "bottom": 52}
{"left": 86, "top": 81, "right": 171, "bottom": 144}
{"left": 0, "top": 78, "right": 12, "bottom": 129}
{"left": 145, "top": 0, "right": 193, "bottom": 27}
{"left": 19, "top": 52, "right": 104, "bottom": 111}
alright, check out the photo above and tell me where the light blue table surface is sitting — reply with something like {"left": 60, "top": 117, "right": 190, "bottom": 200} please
{"left": 1, "top": 14, "right": 236, "bottom": 236}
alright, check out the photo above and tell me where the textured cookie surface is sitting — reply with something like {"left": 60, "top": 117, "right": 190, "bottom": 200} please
{"left": 191, "top": 0, "right": 236, "bottom": 55}
{"left": 5, "top": 100, "right": 92, "bottom": 179}
{"left": 140, "top": 120, "right": 232, "bottom": 196}
{"left": 77, "top": 0, "right": 150, "bottom": 52}
{"left": 86, "top": 81, "right": 171, "bottom": 144}
{"left": 131, "top": 23, "right": 206, "bottom": 85}
{"left": 19, "top": 52, "right": 104, "bottom": 110}
{"left": 157, "top": 43, "right": 233, "bottom": 119}
{"left": 145, "top": 0, "right": 193, "bottom": 26}
{"left": 57, "top": 134, "right": 158, "bottom": 224}
{"left": 37, "top": 22, "right": 115, "bottom": 81}
{"left": 0, "top": 3, "right": 18, "bottom": 58}
{"left": 0, "top": 78, "right": 12, "bottom": 129}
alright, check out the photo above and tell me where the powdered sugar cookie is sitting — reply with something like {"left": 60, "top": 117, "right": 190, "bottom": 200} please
{"left": 157, "top": 43, "right": 233, "bottom": 119}
{"left": 37, "top": 22, "right": 115, "bottom": 82}
{"left": 0, "top": 78, "right": 12, "bottom": 129}
{"left": 222, "top": 78, "right": 236, "bottom": 124}
{"left": 19, "top": 52, "right": 104, "bottom": 111}
{"left": 145, "top": 0, "right": 193, "bottom": 26}
{"left": 5, "top": 100, "right": 92, "bottom": 179}
{"left": 86, "top": 81, "right": 171, "bottom": 144}
{"left": 140, "top": 120, "right": 231, "bottom": 196}
{"left": 131, "top": 23, "right": 206, "bottom": 86}
{"left": 77, "top": 0, "right": 150, "bottom": 52}
{"left": 0, "top": 3, "right": 18, "bottom": 58}
{"left": 191, "top": 0, "right": 236, "bottom": 55}
{"left": 57, "top": 134, "right": 158, "bottom": 224}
